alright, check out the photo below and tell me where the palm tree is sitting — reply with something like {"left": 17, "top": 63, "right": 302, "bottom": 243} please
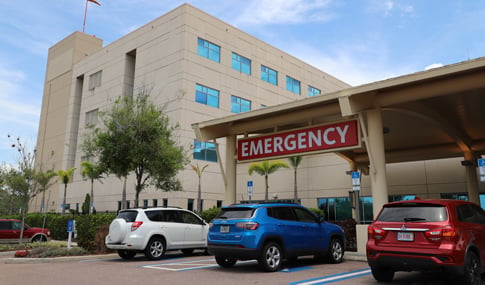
{"left": 190, "top": 163, "right": 208, "bottom": 213}
{"left": 248, "top": 160, "right": 289, "bottom": 201}
{"left": 35, "top": 169, "right": 57, "bottom": 213}
{"left": 288, "top": 156, "right": 303, "bottom": 203}
{"left": 80, "top": 161, "right": 104, "bottom": 214}
{"left": 57, "top": 167, "right": 76, "bottom": 214}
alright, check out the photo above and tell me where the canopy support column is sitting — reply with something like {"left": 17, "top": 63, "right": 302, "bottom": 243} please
{"left": 224, "top": 135, "right": 237, "bottom": 205}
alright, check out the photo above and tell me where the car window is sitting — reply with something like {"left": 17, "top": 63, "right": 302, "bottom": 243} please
{"left": 457, "top": 204, "right": 485, "bottom": 224}
{"left": 267, "top": 207, "right": 296, "bottom": 221}
{"left": 377, "top": 204, "right": 447, "bottom": 222}
{"left": 145, "top": 210, "right": 163, "bottom": 222}
{"left": 0, "top": 221, "right": 11, "bottom": 230}
{"left": 216, "top": 208, "right": 254, "bottom": 219}
{"left": 117, "top": 210, "right": 138, "bottom": 222}
{"left": 293, "top": 207, "right": 318, "bottom": 222}
{"left": 180, "top": 211, "right": 203, "bottom": 224}
{"left": 163, "top": 211, "right": 183, "bottom": 223}
{"left": 12, "top": 221, "right": 23, "bottom": 230}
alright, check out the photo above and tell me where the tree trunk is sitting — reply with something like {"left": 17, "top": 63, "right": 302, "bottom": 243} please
{"left": 62, "top": 184, "right": 67, "bottom": 214}
{"left": 293, "top": 168, "right": 298, "bottom": 203}
{"left": 265, "top": 175, "right": 269, "bottom": 202}
{"left": 90, "top": 179, "right": 94, "bottom": 214}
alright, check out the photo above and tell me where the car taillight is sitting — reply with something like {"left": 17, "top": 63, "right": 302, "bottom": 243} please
{"left": 236, "top": 222, "right": 259, "bottom": 230}
{"left": 131, "top": 221, "right": 143, "bottom": 232}
{"left": 368, "top": 225, "right": 387, "bottom": 240}
{"left": 425, "top": 226, "right": 456, "bottom": 241}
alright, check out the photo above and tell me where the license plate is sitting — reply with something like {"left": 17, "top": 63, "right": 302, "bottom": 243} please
{"left": 397, "top": 231, "right": 414, "bottom": 241}
{"left": 220, "top": 225, "right": 229, "bottom": 233}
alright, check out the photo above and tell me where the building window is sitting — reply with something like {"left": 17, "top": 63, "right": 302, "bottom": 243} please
{"left": 195, "top": 84, "right": 219, "bottom": 108}
{"left": 162, "top": 199, "right": 168, "bottom": 207}
{"left": 232, "top": 52, "right": 251, "bottom": 75}
{"left": 143, "top": 199, "right": 148, "bottom": 208}
{"left": 188, "top": 199, "right": 194, "bottom": 211}
{"left": 85, "top": 109, "right": 98, "bottom": 127}
{"left": 88, "top": 70, "right": 102, "bottom": 90}
{"left": 308, "top": 86, "right": 321, "bottom": 97}
{"left": 217, "top": 200, "right": 223, "bottom": 208}
{"left": 261, "top": 65, "right": 278, "bottom": 85}
{"left": 152, "top": 199, "right": 158, "bottom": 207}
{"left": 193, "top": 140, "right": 217, "bottom": 162}
{"left": 231, "top": 96, "right": 251, "bottom": 113}
{"left": 286, "top": 76, "right": 301, "bottom": 95}
{"left": 197, "top": 38, "right": 220, "bottom": 63}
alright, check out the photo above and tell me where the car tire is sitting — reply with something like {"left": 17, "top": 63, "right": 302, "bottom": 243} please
{"left": 108, "top": 219, "right": 127, "bottom": 243}
{"left": 258, "top": 242, "right": 282, "bottom": 272}
{"left": 31, "top": 235, "right": 47, "bottom": 243}
{"left": 181, "top": 249, "right": 194, "bottom": 256}
{"left": 144, "top": 237, "right": 165, "bottom": 260}
{"left": 118, "top": 250, "right": 136, "bottom": 259}
{"left": 215, "top": 256, "right": 237, "bottom": 268}
{"left": 327, "top": 238, "right": 344, "bottom": 263}
{"left": 463, "top": 251, "right": 481, "bottom": 285}
{"left": 371, "top": 267, "right": 394, "bottom": 282}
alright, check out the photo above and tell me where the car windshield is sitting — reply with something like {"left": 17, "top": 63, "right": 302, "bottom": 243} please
{"left": 216, "top": 208, "right": 254, "bottom": 219}
{"left": 377, "top": 204, "right": 448, "bottom": 222}
{"left": 117, "top": 210, "right": 138, "bottom": 222}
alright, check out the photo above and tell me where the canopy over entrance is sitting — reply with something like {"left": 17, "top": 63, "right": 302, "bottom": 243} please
{"left": 192, "top": 57, "right": 485, "bottom": 211}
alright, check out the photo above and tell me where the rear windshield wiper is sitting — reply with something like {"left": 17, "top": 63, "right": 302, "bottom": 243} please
{"left": 404, "top": 217, "right": 426, "bottom": 222}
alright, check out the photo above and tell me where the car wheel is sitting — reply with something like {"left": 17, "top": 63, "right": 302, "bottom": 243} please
{"left": 118, "top": 250, "right": 136, "bottom": 259}
{"left": 327, "top": 238, "right": 344, "bottom": 263}
{"left": 215, "top": 256, "right": 237, "bottom": 268}
{"left": 371, "top": 267, "right": 394, "bottom": 282}
{"left": 32, "top": 235, "right": 47, "bottom": 243}
{"left": 181, "top": 249, "right": 194, "bottom": 256}
{"left": 108, "top": 219, "right": 127, "bottom": 243}
{"left": 144, "top": 237, "right": 165, "bottom": 260}
{"left": 463, "top": 251, "right": 481, "bottom": 285}
{"left": 258, "top": 242, "right": 282, "bottom": 272}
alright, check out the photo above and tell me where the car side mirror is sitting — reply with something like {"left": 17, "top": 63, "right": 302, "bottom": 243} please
{"left": 319, "top": 216, "right": 325, "bottom": 223}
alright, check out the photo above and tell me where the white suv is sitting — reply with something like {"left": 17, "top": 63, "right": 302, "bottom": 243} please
{"left": 105, "top": 207, "right": 208, "bottom": 260}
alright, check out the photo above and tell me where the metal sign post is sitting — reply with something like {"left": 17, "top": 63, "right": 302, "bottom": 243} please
{"left": 247, "top": 180, "right": 253, "bottom": 203}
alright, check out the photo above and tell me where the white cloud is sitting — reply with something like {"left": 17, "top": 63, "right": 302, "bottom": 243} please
{"left": 424, "top": 63, "right": 444, "bottom": 70}
{"left": 234, "top": 0, "right": 334, "bottom": 25}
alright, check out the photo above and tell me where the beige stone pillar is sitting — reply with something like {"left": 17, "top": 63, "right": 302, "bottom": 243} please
{"left": 224, "top": 135, "right": 237, "bottom": 205}
{"left": 366, "top": 109, "right": 389, "bottom": 217}
{"left": 464, "top": 151, "right": 480, "bottom": 204}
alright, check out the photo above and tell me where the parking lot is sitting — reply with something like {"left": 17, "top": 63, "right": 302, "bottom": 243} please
{"left": 2, "top": 250, "right": 483, "bottom": 285}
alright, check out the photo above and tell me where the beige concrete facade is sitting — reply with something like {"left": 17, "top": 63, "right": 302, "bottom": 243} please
{"left": 34, "top": 4, "right": 351, "bottom": 213}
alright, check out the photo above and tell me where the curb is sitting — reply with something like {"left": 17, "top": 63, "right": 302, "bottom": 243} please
{"left": 3, "top": 253, "right": 118, "bottom": 264}
{"left": 3, "top": 251, "right": 366, "bottom": 264}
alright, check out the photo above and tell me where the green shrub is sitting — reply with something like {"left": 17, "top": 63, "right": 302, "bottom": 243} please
{"left": 75, "top": 213, "right": 116, "bottom": 251}
{"left": 200, "top": 207, "right": 220, "bottom": 223}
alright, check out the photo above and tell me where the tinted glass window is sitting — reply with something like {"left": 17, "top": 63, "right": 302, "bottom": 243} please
{"left": 267, "top": 207, "right": 296, "bottom": 221}
{"left": 117, "top": 210, "right": 138, "bottom": 222}
{"left": 457, "top": 204, "right": 485, "bottom": 224}
{"left": 180, "top": 211, "right": 203, "bottom": 224}
{"left": 216, "top": 208, "right": 254, "bottom": 219}
{"left": 145, "top": 210, "right": 163, "bottom": 222}
{"left": 377, "top": 204, "right": 447, "bottom": 222}
{"left": 0, "top": 221, "right": 11, "bottom": 230}
{"left": 294, "top": 207, "right": 318, "bottom": 222}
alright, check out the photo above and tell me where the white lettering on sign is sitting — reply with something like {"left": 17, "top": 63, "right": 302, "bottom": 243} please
{"left": 237, "top": 120, "right": 359, "bottom": 161}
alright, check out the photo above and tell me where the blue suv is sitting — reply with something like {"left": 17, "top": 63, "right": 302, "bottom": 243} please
{"left": 208, "top": 203, "right": 345, "bottom": 271}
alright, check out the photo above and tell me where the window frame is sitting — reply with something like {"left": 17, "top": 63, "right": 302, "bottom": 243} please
{"left": 197, "top": 38, "right": 220, "bottom": 63}
{"left": 195, "top": 83, "right": 219, "bottom": 108}
{"left": 231, "top": 95, "right": 251, "bottom": 113}
{"left": 286, "top": 75, "right": 301, "bottom": 95}
{"left": 261, "top": 65, "right": 278, "bottom": 85}
{"left": 231, "top": 52, "right": 251, "bottom": 75}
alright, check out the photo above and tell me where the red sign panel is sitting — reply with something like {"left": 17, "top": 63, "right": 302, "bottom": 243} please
{"left": 237, "top": 120, "right": 359, "bottom": 161}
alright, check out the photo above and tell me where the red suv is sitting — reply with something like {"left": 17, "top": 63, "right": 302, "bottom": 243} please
{"left": 0, "top": 219, "right": 51, "bottom": 243}
{"left": 367, "top": 199, "right": 485, "bottom": 285}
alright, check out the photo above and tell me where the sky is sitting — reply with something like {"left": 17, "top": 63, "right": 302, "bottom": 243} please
{"left": 0, "top": 0, "right": 484, "bottom": 166}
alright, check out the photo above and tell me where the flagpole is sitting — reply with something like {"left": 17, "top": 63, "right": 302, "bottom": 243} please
{"left": 83, "top": 0, "right": 88, "bottom": 33}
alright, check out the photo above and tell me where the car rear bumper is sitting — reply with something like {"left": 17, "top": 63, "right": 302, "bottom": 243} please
{"left": 208, "top": 244, "right": 260, "bottom": 260}
{"left": 367, "top": 250, "right": 464, "bottom": 275}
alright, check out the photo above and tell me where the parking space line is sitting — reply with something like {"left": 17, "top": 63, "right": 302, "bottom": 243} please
{"left": 289, "top": 268, "right": 371, "bottom": 285}
{"left": 141, "top": 258, "right": 256, "bottom": 271}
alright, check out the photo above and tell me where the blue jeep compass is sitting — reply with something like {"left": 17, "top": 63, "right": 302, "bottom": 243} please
{"left": 208, "top": 203, "right": 345, "bottom": 271}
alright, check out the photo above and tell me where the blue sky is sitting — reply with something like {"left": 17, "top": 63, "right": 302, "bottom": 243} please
{"left": 0, "top": 0, "right": 484, "bottom": 166}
